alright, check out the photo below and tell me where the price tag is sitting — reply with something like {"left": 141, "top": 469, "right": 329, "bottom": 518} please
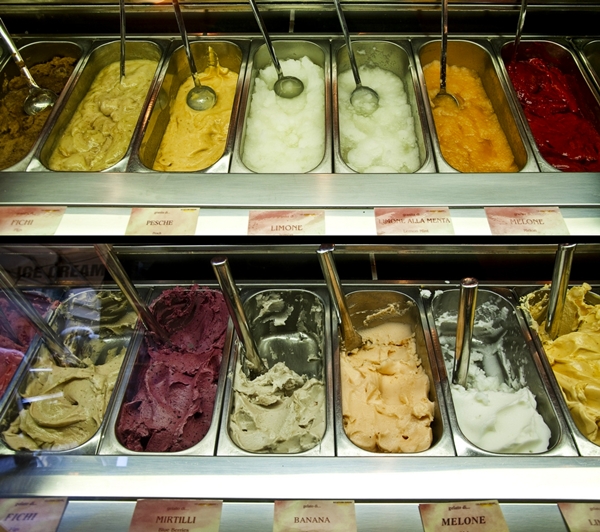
{"left": 0, "top": 207, "right": 66, "bottom": 236}
{"left": 274, "top": 500, "right": 356, "bottom": 532}
{"left": 0, "top": 497, "right": 67, "bottom": 532}
{"left": 126, "top": 208, "right": 199, "bottom": 235}
{"left": 128, "top": 499, "right": 222, "bottom": 532}
{"left": 558, "top": 502, "right": 600, "bottom": 532}
{"left": 248, "top": 210, "right": 326, "bottom": 235}
{"left": 485, "top": 207, "right": 569, "bottom": 235}
{"left": 419, "top": 500, "right": 509, "bottom": 532}
{"left": 374, "top": 207, "right": 454, "bottom": 235}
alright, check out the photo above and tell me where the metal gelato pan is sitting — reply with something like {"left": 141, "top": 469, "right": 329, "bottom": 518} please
{"left": 424, "top": 286, "right": 576, "bottom": 457}
{"left": 230, "top": 39, "right": 332, "bottom": 174}
{"left": 413, "top": 38, "right": 537, "bottom": 173}
{"left": 134, "top": 40, "right": 249, "bottom": 173}
{"left": 574, "top": 39, "right": 600, "bottom": 95}
{"left": 0, "top": 287, "right": 65, "bottom": 416}
{"left": 0, "top": 287, "right": 143, "bottom": 455}
{"left": 332, "top": 39, "right": 435, "bottom": 174}
{"left": 334, "top": 287, "right": 453, "bottom": 457}
{"left": 0, "top": 39, "right": 86, "bottom": 172}
{"left": 33, "top": 39, "right": 166, "bottom": 173}
{"left": 101, "top": 284, "right": 233, "bottom": 456}
{"left": 218, "top": 287, "right": 334, "bottom": 456}
{"left": 516, "top": 284, "right": 600, "bottom": 457}
{"left": 495, "top": 38, "right": 600, "bottom": 173}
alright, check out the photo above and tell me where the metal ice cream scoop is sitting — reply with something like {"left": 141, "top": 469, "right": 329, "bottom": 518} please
{"left": 172, "top": 0, "right": 217, "bottom": 111}
{"left": 333, "top": 0, "right": 379, "bottom": 116}
{"left": 248, "top": 0, "right": 304, "bottom": 99}
{"left": 0, "top": 17, "right": 58, "bottom": 116}
{"left": 94, "top": 244, "right": 171, "bottom": 344}
{"left": 316, "top": 243, "right": 363, "bottom": 352}
{"left": 211, "top": 256, "right": 268, "bottom": 377}
{"left": 0, "top": 264, "right": 83, "bottom": 368}
{"left": 432, "top": 0, "right": 460, "bottom": 108}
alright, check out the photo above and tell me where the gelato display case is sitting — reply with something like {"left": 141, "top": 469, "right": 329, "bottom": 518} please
{"left": 0, "top": 242, "right": 598, "bottom": 531}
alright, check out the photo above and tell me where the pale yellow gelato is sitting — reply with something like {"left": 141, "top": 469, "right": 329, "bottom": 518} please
{"left": 521, "top": 283, "right": 600, "bottom": 446}
{"left": 341, "top": 321, "right": 434, "bottom": 453}
{"left": 153, "top": 58, "right": 238, "bottom": 172}
{"left": 49, "top": 59, "right": 157, "bottom": 171}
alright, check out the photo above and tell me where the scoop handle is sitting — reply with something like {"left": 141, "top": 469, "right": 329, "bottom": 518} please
{"left": 0, "top": 263, "right": 83, "bottom": 368}
{"left": 0, "top": 17, "right": 39, "bottom": 89}
{"left": 316, "top": 243, "right": 362, "bottom": 352}
{"left": 94, "top": 244, "right": 170, "bottom": 343}
{"left": 211, "top": 256, "right": 267, "bottom": 375}
{"left": 546, "top": 243, "right": 576, "bottom": 339}
{"left": 453, "top": 277, "right": 478, "bottom": 387}
{"left": 247, "top": 0, "right": 284, "bottom": 78}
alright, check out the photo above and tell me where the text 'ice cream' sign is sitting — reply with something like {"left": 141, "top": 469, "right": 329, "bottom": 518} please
{"left": 419, "top": 500, "right": 509, "bottom": 532}
{"left": 128, "top": 499, "right": 222, "bottom": 532}
{"left": 0, "top": 207, "right": 66, "bottom": 236}
{"left": 485, "top": 207, "right": 569, "bottom": 235}
{"left": 558, "top": 502, "right": 600, "bottom": 532}
{"left": 248, "top": 210, "right": 326, "bottom": 235}
{"left": 274, "top": 500, "right": 356, "bottom": 532}
{"left": 126, "top": 208, "right": 200, "bottom": 236}
{"left": 0, "top": 497, "right": 67, "bottom": 532}
{"left": 374, "top": 207, "right": 455, "bottom": 235}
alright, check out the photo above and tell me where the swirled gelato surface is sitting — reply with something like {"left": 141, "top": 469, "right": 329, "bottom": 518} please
{"left": 521, "top": 283, "right": 600, "bottom": 445}
{"left": 2, "top": 290, "right": 136, "bottom": 451}
{"left": 116, "top": 286, "right": 228, "bottom": 452}
{"left": 341, "top": 321, "right": 434, "bottom": 453}
{"left": 49, "top": 59, "right": 157, "bottom": 171}
{"left": 153, "top": 54, "right": 238, "bottom": 172}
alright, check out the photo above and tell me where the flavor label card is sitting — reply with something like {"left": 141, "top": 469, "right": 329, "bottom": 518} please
{"left": 0, "top": 207, "right": 66, "bottom": 236}
{"left": 128, "top": 499, "right": 222, "bottom": 532}
{"left": 374, "top": 207, "right": 455, "bottom": 235}
{"left": 485, "top": 207, "right": 569, "bottom": 235}
{"left": 126, "top": 208, "right": 200, "bottom": 235}
{"left": 0, "top": 497, "right": 67, "bottom": 532}
{"left": 273, "top": 500, "right": 356, "bottom": 532}
{"left": 558, "top": 502, "right": 600, "bottom": 532}
{"left": 248, "top": 210, "right": 326, "bottom": 235}
{"left": 419, "top": 500, "right": 509, "bottom": 532}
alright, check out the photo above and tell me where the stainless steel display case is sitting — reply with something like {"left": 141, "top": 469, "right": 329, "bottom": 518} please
{"left": 0, "top": 242, "right": 598, "bottom": 532}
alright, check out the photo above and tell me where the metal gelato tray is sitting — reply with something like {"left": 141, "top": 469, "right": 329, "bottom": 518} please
{"left": 412, "top": 38, "right": 538, "bottom": 174}
{"left": 424, "top": 286, "right": 576, "bottom": 458}
{"left": 333, "top": 287, "right": 453, "bottom": 457}
{"left": 331, "top": 39, "right": 435, "bottom": 174}
{"left": 230, "top": 39, "right": 332, "bottom": 174}
{"left": 217, "top": 286, "right": 335, "bottom": 456}
{"left": 101, "top": 284, "right": 234, "bottom": 456}
{"left": 0, "top": 287, "right": 66, "bottom": 416}
{"left": 493, "top": 37, "right": 600, "bottom": 173}
{"left": 515, "top": 284, "right": 600, "bottom": 457}
{"left": 134, "top": 39, "right": 250, "bottom": 174}
{"left": 0, "top": 39, "right": 88, "bottom": 172}
{"left": 0, "top": 286, "right": 145, "bottom": 456}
